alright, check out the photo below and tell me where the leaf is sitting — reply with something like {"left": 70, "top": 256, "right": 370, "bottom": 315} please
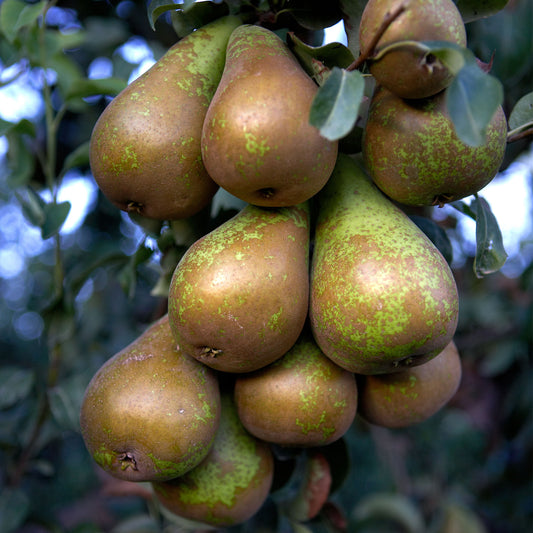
{"left": 309, "top": 67, "right": 365, "bottom": 141}
{"left": 41, "top": 201, "right": 71, "bottom": 239}
{"left": 65, "top": 77, "right": 128, "bottom": 102}
{"left": 445, "top": 52, "right": 504, "bottom": 147}
{"left": 5, "top": 133, "right": 35, "bottom": 187}
{"left": 473, "top": 196, "right": 507, "bottom": 277}
{"left": 16, "top": 187, "right": 46, "bottom": 227}
{"left": 453, "top": 0, "right": 509, "bottom": 22}
{"left": 12, "top": 1, "right": 46, "bottom": 34}
{"left": 0, "top": 0, "right": 25, "bottom": 43}
{"left": 148, "top": 0, "right": 195, "bottom": 31}
{"left": 338, "top": 0, "right": 367, "bottom": 57}
{"left": 48, "top": 373, "right": 92, "bottom": 432}
{"left": 170, "top": 0, "right": 229, "bottom": 38}
{"left": 60, "top": 141, "right": 91, "bottom": 176}
{"left": 0, "top": 367, "right": 35, "bottom": 410}
{"left": 0, "top": 487, "right": 30, "bottom": 533}
{"left": 508, "top": 91, "right": 533, "bottom": 131}
{"left": 287, "top": 0, "right": 343, "bottom": 31}
{"left": 409, "top": 215, "right": 454, "bottom": 264}
{"left": 419, "top": 40, "right": 466, "bottom": 75}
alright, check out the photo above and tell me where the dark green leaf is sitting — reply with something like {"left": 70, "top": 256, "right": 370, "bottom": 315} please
{"left": 453, "top": 0, "right": 509, "bottom": 22}
{"left": 65, "top": 77, "right": 127, "bottom": 102}
{"left": 309, "top": 67, "right": 365, "bottom": 141}
{"left": 5, "top": 133, "right": 35, "bottom": 187}
{"left": 473, "top": 196, "right": 507, "bottom": 277}
{"left": 410, "top": 215, "right": 454, "bottom": 264}
{"left": 451, "top": 199, "right": 477, "bottom": 220}
{"left": 41, "top": 201, "right": 71, "bottom": 239}
{"left": 60, "top": 141, "right": 91, "bottom": 176}
{"left": 338, "top": 0, "right": 367, "bottom": 57}
{"left": 419, "top": 40, "right": 466, "bottom": 75}
{"left": 0, "top": 367, "right": 35, "bottom": 410}
{"left": 148, "top": 0, "right": 194, "bottom": 31}
{"left": 48, "top": 373, "right": 91, "bottom": 432}
{"left": 287, "top": 32, "right": 355, "bottom": 81}
{"left": 170, "top": 0, "right": 229, "bottom": 38}
{"left": 508, "top": 91, "right": 533, "bottom": 131}
{"left": 16, "top": 187, "right": 47, "bottom": 227}
{"left": 0, "top": 488, "right": 30, "bottom": 533}
{"left": 446, "top": 53, "right": 504, "bottom": 146}
{"left": 13, "top": 1, "right": 46, "bottom": 34}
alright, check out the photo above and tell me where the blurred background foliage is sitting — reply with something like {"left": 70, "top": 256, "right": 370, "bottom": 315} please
{"left": 0, "top": 1, "right": 531, "bottom": 532}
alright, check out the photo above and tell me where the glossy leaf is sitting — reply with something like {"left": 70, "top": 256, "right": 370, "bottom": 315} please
{"left": 148, "top": 0, "right": 195, "bottom": 31}
{"left": 473, "top": 196, "right": 507, "bottom": 277}
{"left": 309, "top": 67, "right": 365, "bottom": 141}
{"left": 41, "top": 201, "right": 71, "bottom": 239}
{"left": 453, "top": 0, "right": 509, "bottom": 22}
{"left": 446, "top": 52, "right": 504, "bottom": 147}
{"left": 170, "top": 0, "right": 229, "bottom": 38}
{"left": 0, "top": 367, "right": 35, "bottom": 410}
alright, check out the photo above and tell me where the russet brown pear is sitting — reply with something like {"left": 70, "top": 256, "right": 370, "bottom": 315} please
{"left": 201, "top": 24, "right": 338, "bottom": 207}
{"left": 89, "top": 16, "right": 241, "bottom": 220}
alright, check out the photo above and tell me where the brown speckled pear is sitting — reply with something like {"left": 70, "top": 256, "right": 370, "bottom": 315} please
{"left": 79, "top": 315, "right": 221, "bottom": 482}
{"left": 201, "top": 24, "right": 338, "bottom": 207}
{"left": 151, "top": 394, "right": 274, "bottom": 528}
{"left": 89, "top": 16, "right": 242, "bottom": 220}
{"left": 309, "top": 154, "right": 459, "bottom": 375}
{"left": 362, "top": 86, "right": 508, "bottom": 206}
{"left": 357, "top": 341, "right": 462, "bottom": 427}
{"left": 359, "top": 0, "right": 467, "bottom": 99}
{"left": 234, "top": 329, "right": 358, "bottom": 447}
{"left": 167, "top": 202, "right": 310, "bottom": 373}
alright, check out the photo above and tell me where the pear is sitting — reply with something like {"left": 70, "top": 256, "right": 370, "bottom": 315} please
{"left": 168, "top": 202, "right": 310, "bottom": 373}
{"left": 309, "top": 154, "right": 459, "bottom": 375}
{"left": 201, "top": 24, "right": 338, "bottom": 207}
{"left": 151, "top": 394, "right": 274, "bottom": 528}
{"left": 234, "top": 329, "right": 358, "bottom": 447}
{"left": 359, "top": 0, "right": 467, "bottom": 99}
{"left": 89, "top": 16, "right": 242, "bottom": 220}
{"left": 79, "top": 315, "right": 221, "bottom": 482}
{"left": 357, "top": 341, "right": 462, "bottom": 428}
{"left": 362, "top": 86, "right": 508, "bottom": 206}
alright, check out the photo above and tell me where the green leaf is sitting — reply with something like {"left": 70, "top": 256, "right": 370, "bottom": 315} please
{"left": 65, "top": 77, "right": 128, "bottom": 102}
{"left": 508, "top": 91, "right": 533, "bottom": 131}
{"left": 48, "top": 373, "right": 92, "bottom": 432}
{"left": 170, "top": 0, "right": 229, "bottom": 38}
{"left": 60, "top": 141, "right": 91, "bottom": 177}
{"left": 12, "top": 1, "right": 46, "bottom": 34}
{"left": 419, "top": 40, "right": 466, "bottom": 75}
{"left": 16, "top": 187, "right": 47, "bottom": 227}
{"left": 0, "top": 367, "right": 35, "bottom": 410}
{"left": 453, "top": 0, "right": 509, "bottom": 22}
{"left": 0, "top": 488, "right": 30, "bottom": 533}
{"left": 148, "top": 0, "right": 195, "bottom": 31}
{"left": 309, "top": 67, "right": 365, "bottom": 141}
{"left": 5, "top": 132, "right": 35, "bottom": 187}
{"left": 41, "top": 201, "right": 71, "bottom": 239}
{"left": 338, "top": 0, "right": 367, "bottom": 57}
{"left": 473, "top": 196, "right": 507, "bottom": 277}
{"left": 409, "top": 215, "right": 454, "bottom": 265}
{"left": 0, "top": 0, "right": 25, "bottom": 43}
{"left": 445, "top": 53, "right": 504, "bottom": 147}
{"left": 287, "top": 0, "right": 343, "bottom": 31}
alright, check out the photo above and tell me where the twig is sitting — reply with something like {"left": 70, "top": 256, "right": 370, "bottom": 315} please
{"left": 347, "top": 2, "right": 408, "bottom": 72}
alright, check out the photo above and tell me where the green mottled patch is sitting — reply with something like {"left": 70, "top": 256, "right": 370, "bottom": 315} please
{"left": 93, "top": 449, "right": 114, "bottom": 468}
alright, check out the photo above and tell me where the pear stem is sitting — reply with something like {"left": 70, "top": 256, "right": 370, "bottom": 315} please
{"left": 346, "top": 2, "right": 408, "bottom": 72}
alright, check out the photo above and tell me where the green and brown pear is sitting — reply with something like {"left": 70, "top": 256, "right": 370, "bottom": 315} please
{"left": 359, "top": 0, "right": 467, "bottom": 99}
{"left": 234, "top": 330, "right": 358, "bottom": 447}
{"left": 309, "top": 154, "right": 459, "bottom": 375}
{"left": 79, "top": 315, "right": 221, "bottom": 482}
{"left": 201, "top": 24, "right": 338, "bottom": 207}
{"left": 168, "top": 202, "right": 310, "bottom": 373}
{"left": 363, "top": 86, "right": 508, "bottom": 206}
{"left": 357, "top": 341, "right": 462, "bottom": 428}
{"left": 152, "top": 394, "right": 274, "bottom": 528}
{"left": 89, "top": 16, "right": 241, "bottom": 220}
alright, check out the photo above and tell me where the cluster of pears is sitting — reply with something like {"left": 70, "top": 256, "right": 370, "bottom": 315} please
{"left": 82, "top": 1, "right": 508, "bottom": 528}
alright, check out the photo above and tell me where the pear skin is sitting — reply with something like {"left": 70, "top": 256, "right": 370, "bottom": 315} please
{"left": 201, "top": 24, "right": 338, "bottom": 207}
{"left": 152, "top": 394, "right": 274, "bottom": 528}
{"left": 168, "top": 202, "right": 311, "bottom": 373}
{"left": 89, "top": 16, "right": 242, "bottom": 220}
{"left": 234, "top": 329, "right": 357, "bottom": 447}
{"left": 79, "top": 315, "right": 221, "bottom": 482}
{"left": 357, "top": 341, "right": 462, "bottom": 428}
{"left": 362, "top": 86, "right": 508, "bottom": 206}
{"left": 309, "top": 154, "right": 459, "bottom": 375}
{"left": 359, "top": 0, "right": 467, "bottom": 99}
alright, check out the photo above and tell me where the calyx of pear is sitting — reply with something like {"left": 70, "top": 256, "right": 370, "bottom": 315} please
{"left": 309, "top": 154, "right": 459, "bottom": 375}
{"left": 167, "top": 202, "right": 310, "bottom": 373}
{"left": 362, "top": 86, "right": 508, "bottom": 206}
{"left": 89, "top": 16, "right": 241, "bottom": 220}
{"left": 201, "top": 24, "right": 338, "bottom": 207}
{"left": 79, "top": 315, "right": 221, "bottom": 482}
{"left": 359, "top": 0, "right": 467, "bottom": 99}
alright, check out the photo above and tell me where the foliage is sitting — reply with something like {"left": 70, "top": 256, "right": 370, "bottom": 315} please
{"left": 0, "top": 1, "right": 531, "bottom": 532}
